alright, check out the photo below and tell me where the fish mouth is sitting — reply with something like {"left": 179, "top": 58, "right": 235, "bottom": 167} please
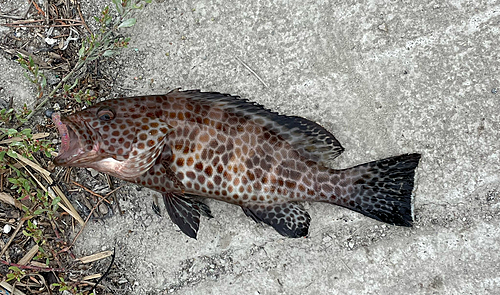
{"left": 50, "top": 111, "right": 97, "bottom": 166}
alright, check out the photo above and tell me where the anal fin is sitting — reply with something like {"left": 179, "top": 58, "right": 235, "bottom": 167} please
{"left": 163, "top": 193, "right": 212, "bottom": 239}
{"left": 242, "top": 203, "right": 311, "bottom": 238}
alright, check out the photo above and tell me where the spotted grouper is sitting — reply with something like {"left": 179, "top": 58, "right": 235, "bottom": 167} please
{"left": 47, "top": 89, "right": 421, "bottom": 238}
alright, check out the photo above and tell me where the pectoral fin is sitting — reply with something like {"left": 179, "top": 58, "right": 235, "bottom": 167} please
{"left": 163, "top": 193, "right": 212, "bottom": 239}
{"left": 242, "top": 202, "right": 311, "bottom": 238}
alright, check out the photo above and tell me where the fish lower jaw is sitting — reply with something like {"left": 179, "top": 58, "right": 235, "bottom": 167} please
{"left": 54, "top": 147, "right": 97, "bottom": 166}
{"left": 53, "top": 141, "right": 99, "bottom": 166}
{"left": 53, "top": 148, "right": 85, "bottom": 166}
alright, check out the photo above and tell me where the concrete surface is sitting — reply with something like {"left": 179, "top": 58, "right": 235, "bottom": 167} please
{"left": 2, "top": 0, "right": 500, "bottom": 294}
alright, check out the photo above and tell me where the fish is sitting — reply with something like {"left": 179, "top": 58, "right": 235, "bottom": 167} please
{"left": 47, "top": 89, "right": 421, "bottom": 239}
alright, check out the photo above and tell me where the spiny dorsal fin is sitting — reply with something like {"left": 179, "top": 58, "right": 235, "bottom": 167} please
{"left": 169, "top": 89, "right": 344, "bottom": 164}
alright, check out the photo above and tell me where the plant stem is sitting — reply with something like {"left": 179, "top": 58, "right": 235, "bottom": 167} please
{"left": 0, "top": 259, "right": 65, "bottom": 272}
{"left": 25, "top": 59, "right": 86, "bottom": 123}
{"left": 0, "top": 57, "right": 87, "bottom": 142}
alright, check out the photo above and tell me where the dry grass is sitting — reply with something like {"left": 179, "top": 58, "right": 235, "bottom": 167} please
{"left": 0, "top": 0, "right": 151, "bottom": 294}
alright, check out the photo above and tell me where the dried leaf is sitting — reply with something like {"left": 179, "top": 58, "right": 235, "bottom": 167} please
{"left": 18, "top": 244, "right": 39, "bottom": 265}
{"left": 0, "top": 192, "right": 23, "bottom": 210}
{"left": 30, "top": 261, "right": 47, "bottom": 268}
{"left": 0, "top": 280, "right": 27, "bottom": 295}
{"left": 0, "top": 132, "right": 49, "bottom": 145}
{"left": 77, "top": 250, "right": 113, "bottom": 263}
{"left": 6, "top": 150, "right": 51, "bottom": 179}
{"left": 83, "top": 273, "right": 102, "bottom": 280}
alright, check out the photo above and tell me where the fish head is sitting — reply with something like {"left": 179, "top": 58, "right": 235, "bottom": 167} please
{"left": 49, "top": 98, "right": 170, "bottom": 180}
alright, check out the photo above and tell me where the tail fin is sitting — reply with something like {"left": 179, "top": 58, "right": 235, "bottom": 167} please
{"left": 331, "top": 153, "right": 421, "bottom": 226}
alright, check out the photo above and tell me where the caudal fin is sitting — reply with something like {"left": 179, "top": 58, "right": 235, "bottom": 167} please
{"left": 331, "top": 153, "right": 421, "bottom": 226}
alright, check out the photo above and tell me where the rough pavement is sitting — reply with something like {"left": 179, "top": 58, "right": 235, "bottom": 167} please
{"left": 1, "top": 1, "right": 499, "bottom": 294}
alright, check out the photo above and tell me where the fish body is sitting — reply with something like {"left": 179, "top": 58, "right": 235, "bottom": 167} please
{"left": 50, "top": 89, "right": 421, "bottom": 238}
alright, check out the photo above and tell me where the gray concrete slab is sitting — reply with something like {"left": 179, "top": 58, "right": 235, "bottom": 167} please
{"left": 0, "top": 0, "right": 35, "bottom": 109}
{"left": 2, "top": 0, "right": 500, "bottom": 294}
{"left": 0, "top": 57, "right": 37, "bottom": 109}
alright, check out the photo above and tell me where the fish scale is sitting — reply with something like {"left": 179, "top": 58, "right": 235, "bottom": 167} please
{"left": 49, "top": 89, "right": 421, "bottom": 238}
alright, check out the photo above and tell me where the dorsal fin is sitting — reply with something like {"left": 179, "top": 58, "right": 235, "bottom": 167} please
{"left": 169, "top": 89, "right": 344, "bottom": 164}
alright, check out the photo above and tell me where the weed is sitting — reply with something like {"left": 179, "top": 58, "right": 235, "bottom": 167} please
{"left": 52, "top": 277, "right": 94, "bottom": 294}
{"left": 52, "top": 277, "right": 76, "bottom": 292}
{"left": 63, "top": 80, "right": 97, "bottom": 105}
{"left": 59, "top": 0, "right": 152, "bottom": 106}
{"left": 0, "top": 127, "right": 54, "bottom": 160}
{"left": 0, "top": 1, "right": 153, "bottom": 293}
{"left": 17, "top": 55, "right": 47, "bottom": 99}
{"left": 6, "top": 266, "right": 26, "bottom": 283}
{"left": 0, "top": 108, "right": 14, "bottom": 123}
{"left": 10, "top": 0, "right": 153, "bottom": 126}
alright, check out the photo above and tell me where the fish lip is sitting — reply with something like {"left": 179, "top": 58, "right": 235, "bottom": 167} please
{"left": 52, "top": 114, "right": 90, "bottom": 166}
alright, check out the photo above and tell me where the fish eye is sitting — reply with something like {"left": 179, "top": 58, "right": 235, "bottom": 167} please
{"left": 97, "top": 107, "right": 115, "bottom": 121}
